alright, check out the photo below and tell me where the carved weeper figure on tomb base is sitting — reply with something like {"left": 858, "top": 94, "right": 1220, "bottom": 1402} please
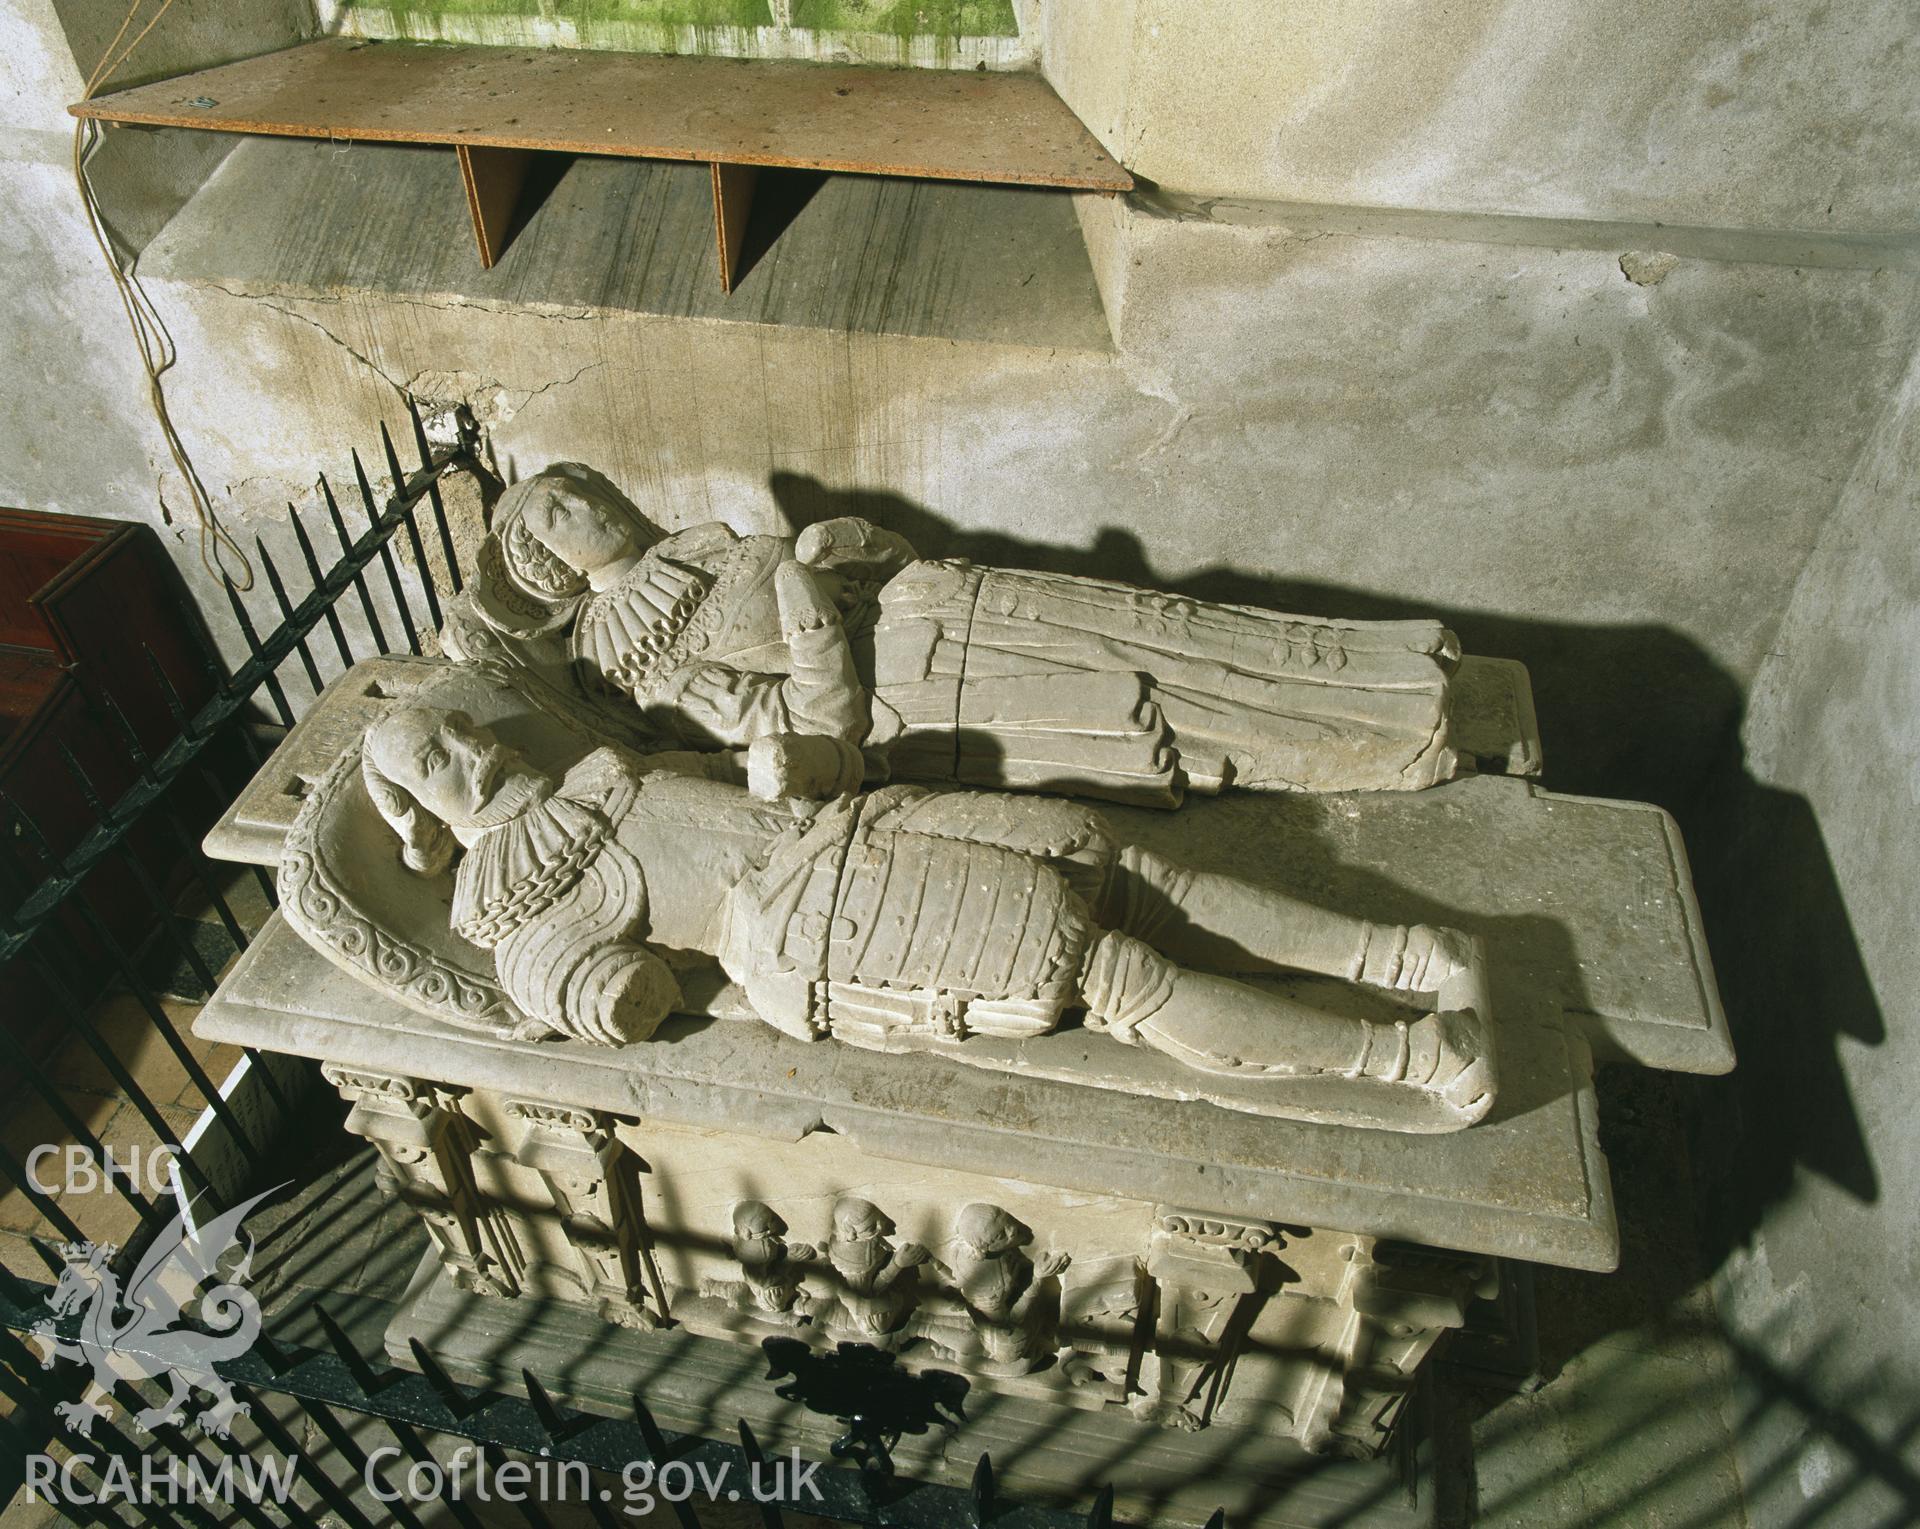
{"left": 819, "top": 1199, "right": 930, "bottom": 1348}
{"left": 444, "top": 465, "right": 1466, "bottom": 807}
{"left": 934, "top": 1204, "right": 1071, "bottom": 1375}
{"left": 726, "top": 1200, "right": 816, "bottom": 1317}
{"left": 329, "top": 697, "right": 1498, "bottom": 1131}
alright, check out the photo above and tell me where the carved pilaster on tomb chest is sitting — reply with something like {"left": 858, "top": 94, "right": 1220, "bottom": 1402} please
{"left": 323, "top": 1064, "right": 524, "bottom": 1297}
{"left": 502, "top": 1097, "right": 669, "bottom": 1330}
{"left": 1134, "top": 1206, "right": 1283, "bottom": 1431}
{"left": 1295, "top": 1238, "right": 1500, "bottom": 1457}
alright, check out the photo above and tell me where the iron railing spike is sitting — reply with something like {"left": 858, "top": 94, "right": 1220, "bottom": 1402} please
{"left": 410, "top": 1334, "right": 474, "bottom": 1420}
{"left": 309, "top": 1298, "right": 386, "bottom": 1395}
{"left": 255, "top": 534, "right": 325, "bottom": 694}
{"left": 738, "top": 1419, "right": 785, "bottom": 1529}
{"left": 222, "top": 571, "right": 262, "bottom": 652}
{"left": 323, "top": 471, "right": 391, "bottom": 654}
{"left": 522, "top": 1366, "right": 564, "bottom": 1442}
{"left": 250, "top": 1325, "right": 291, "bottom": 1376}
{"left": 386, "top": 421, "right": 444, "bottom": 627}
{"left": 291, "top": 500, "right": 358, "bottom": 668}
{"left": 629, "top": 1390, "right": 672, "bottom": 1461}
{"left": 971, "top": 1451, "right": 996, "bottom": 1522}
{"left": 409, "top": 400, "right": 465, "bottom": 593}
{"left": 355, "top": 444, "right": 422, "bottom": 654}
{"left": 0, "top": 785, "right": 57, "bottom": 859}
{"left": 221, "top": 563, "right": 295, "bottom": 724}
{"left": 54, "top": 741, "right": 108, "bottom": 820}
{"left": 96, "top": 690, "right": 152, "bottom": 771}
{"left": 191, "top": 626, "right": 226, "bottom": 681}
{"left": 351, "top": 446, "right": 379, "bottom": 516}
{"left": 140, "top": 642, "right": 198, "bottom": 735}
{"left": 13, "top": 1232, "right": 64, "bottom": 1283}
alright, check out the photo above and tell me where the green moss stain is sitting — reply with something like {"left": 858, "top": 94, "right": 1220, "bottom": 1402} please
{"left": 789, "top": 1, "right": 1019, "bottom": 39}
{"left": 344, "top": 0, "right": 773, "bottom": 35}
{"left": 341, "top": 0, "right": 1020, "bottom": 58}
{"left": 337, "top": 0, "right": 1029, "bottom": 69}
{"left": 596, "top": 0, "right": 773, "bottom": 28}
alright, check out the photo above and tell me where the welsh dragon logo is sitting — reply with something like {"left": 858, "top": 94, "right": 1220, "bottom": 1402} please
{"left": 31, "top": 1186, "right": 283, "bottom": 1438}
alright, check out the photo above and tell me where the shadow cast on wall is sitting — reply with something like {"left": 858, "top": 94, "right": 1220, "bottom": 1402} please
{"left": 763, "top": 473, "right": 1885, "bottom": 1273}
{"left": 1685, "top": 753, "right": 1886, "bottom": 1241}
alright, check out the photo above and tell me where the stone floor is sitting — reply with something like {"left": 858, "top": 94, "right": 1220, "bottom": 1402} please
{"left": 0, "top": 868, "right": 1764, "bottom": 1526}
{"left": 1440, "top": 1068, "right": 1749, "bottom": 1529}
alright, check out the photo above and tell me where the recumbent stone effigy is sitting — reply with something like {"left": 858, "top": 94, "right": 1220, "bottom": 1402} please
{"left": 442, "top": 464, "right": 1475, "bottom": 804}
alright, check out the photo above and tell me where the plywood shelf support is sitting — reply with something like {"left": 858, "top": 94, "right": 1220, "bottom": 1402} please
{"left": 458, "top": 148, "right": 763, "bottom": 281}
{"left": 710, "top": 161, "right": 758, "bottom": 294}
{"left": 457, "top": 144, "right": 535, "bottom": 269}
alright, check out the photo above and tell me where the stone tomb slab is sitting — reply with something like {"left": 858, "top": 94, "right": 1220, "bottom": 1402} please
{"left": 196, "top": 913, "right": 1615, "bottom": 1270}
{"left": 203, "top": 655, "right": 1718, "bottom": 1078}
{"left": 1101, "top": 774, "right": 1729, "bottom": 1077}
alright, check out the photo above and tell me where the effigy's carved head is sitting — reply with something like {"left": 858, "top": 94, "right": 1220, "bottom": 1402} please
{"left": 361, "top": 705, "right": 543, "bottom": 872}
{"left": 490, "top": 465, "right": 662, "bottom": 612}
{"left": 732, "top": 1200, "right": 789, "bottom": 1243}
{"left": 510, "top": 466, "right": 659, "bottom": 580}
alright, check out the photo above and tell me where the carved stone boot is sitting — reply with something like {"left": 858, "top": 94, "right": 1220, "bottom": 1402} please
{"left": 1355, "top": 923, "right": 1476, "bottom": 993}
{"left": 1352, "top": 1007, "right": 1496, "bottom": 1120}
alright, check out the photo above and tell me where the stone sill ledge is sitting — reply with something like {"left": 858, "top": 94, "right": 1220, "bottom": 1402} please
{"left": 138, "top": 133, "right": 1115, "bottom": 351}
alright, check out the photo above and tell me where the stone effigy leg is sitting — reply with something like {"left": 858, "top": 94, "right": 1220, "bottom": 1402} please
{"left": 960, "top": 568, "right": 1461, "bottom": 795}
{"left": 1143, "top": 671, "right": 1458, "bottom": 795}
{"left": 1107, "top": 845, "right": 1471, "bottom": 992}
{"left": 1076, "top": 929, "right": 1495, "bottom": 1122}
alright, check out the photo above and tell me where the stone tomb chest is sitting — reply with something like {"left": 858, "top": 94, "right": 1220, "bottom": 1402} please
{"left": 196, "top": 654, "right": 1728, "bottom": 1527}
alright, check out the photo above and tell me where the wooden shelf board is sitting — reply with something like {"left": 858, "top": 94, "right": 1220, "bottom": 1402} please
{"left": 71, "top": 37, "right": 1133, "bottom": 192}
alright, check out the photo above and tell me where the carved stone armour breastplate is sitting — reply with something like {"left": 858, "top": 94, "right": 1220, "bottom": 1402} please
{"left": 830, "top": 824, "right": 1085, "bottom": 1005}
{"left": 714, "top": 787, "right": 1090, "bottom": 1044}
